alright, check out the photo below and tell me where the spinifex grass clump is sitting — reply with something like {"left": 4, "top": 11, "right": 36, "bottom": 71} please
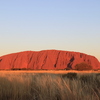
{"left": 0, "top": 72, "right": 100, "bottom": 100}
{"left": 62, "top": 72, "right": 77, "bottom": 80}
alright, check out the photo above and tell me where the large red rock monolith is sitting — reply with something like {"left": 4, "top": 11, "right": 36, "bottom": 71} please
{"left": 0, "top": 50, "right": 100, "bottom": 70}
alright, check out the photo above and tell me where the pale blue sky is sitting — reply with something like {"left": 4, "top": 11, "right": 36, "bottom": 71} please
{"left": 0, "top": 0, "right": 100, "bottom": 61}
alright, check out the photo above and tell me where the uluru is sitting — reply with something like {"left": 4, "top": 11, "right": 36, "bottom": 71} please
{"left": 0, "top": 50, "right": 100, "bottom": 70}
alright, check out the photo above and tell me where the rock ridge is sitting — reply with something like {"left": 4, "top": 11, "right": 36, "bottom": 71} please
{"left": 0, "top": 50, "right": 100, "bottom": 70}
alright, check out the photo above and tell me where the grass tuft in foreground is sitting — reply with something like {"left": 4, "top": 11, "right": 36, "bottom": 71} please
{"left": 0, "top": 72, "right": 100, "bottom": 100}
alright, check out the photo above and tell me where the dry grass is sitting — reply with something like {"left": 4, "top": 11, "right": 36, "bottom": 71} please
{"left": 0, "top": 71, "right": 100, "bottom": 100}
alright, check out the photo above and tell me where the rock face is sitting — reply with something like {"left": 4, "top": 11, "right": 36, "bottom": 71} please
{"left": 0, "top": 50, "right": 100, "bottom": 70}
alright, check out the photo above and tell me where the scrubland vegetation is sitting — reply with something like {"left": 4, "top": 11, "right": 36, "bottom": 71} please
{"left": 0, "top": 71, "right": 100, "bottom": 100}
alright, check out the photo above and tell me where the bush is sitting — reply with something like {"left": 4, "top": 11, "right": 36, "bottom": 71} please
{"left": 74, "top": 62, "right": 92, "bottom": 70}
{"left": 62, "top": 72, "right": 77, "bottom": 80}
{"left": 11, "top": 68, "right": 21, "bottom": 70}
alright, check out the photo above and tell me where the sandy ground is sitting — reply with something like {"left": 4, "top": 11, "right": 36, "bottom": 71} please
{"left": 0, "top": 70, "right": 100, "bottom": 74}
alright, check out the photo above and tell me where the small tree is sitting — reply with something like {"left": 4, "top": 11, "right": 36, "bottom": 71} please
{"left": 74, "top": 62, "right": 92, "bottom": 70}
